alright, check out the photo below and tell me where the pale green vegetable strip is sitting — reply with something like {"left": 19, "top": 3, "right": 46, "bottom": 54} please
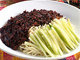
{"left": 29, "top": 37, "right": 37, "bottom": 46}
{"left": 41, "top": 25, "right": 61, "bottom": 55}
{"left": 34, "top": 30, "right": 55, "bottom": 57}
{"left": 29, "top": 34, "right": 38, "bottom": 45}
{"left": 64, "top": 43, "right": 72, "bottom": 50}
{"left": 29, "top": 37, "right": 47, "bottom": 57}
{"left": 48, "top": 30, "right": 63, "bottom": 55}
{"left": 52, "top": 20, "right": 77, "bottom": 48}
{"left": 54, "top": 19, "right": 79, "bottom": 45}
{"left": 68, "top": 27, "right": 80, "bottom": 42}
{"left": 53, "top": 19, "right": 78, "bottom": 47}
{"left": 39, "top": 29, "right": 59, "bottom": 55}
{"left": 52, "top": 23, "right": 74, "bottom": 49}
{"left": 42, "top": 28, "right": 60, "bottom": 55}
{"left": 67, "top": 19, "right": 74, "bottom": 30}
{"left": 50, "top": 25, "right": 70, "bottom": 53}
{"left": 29, "top": 32, "right": 47, "bottom": 57}
{"left": 60, "top": 18, "right": 80, "bottom": 42}
{"left": 45, "top": 25, "right": 63, "bottom": 55}
{"left": 29, "top": 33, "right": 42, "bottom": 47}
{"left": 59, "top": 18, "right": 79, "bottom": 46}
{"left": 37, "top": 28, "right": 55, "bottom": 54}
{"left": 51, "top": 28, "right": 72, "bottom": 50}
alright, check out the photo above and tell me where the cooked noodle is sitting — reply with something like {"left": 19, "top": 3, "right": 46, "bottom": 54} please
{"left": 19, "top": 41, "right": 46, "bottom": 57}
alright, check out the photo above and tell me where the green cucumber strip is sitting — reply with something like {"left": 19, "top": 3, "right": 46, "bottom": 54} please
{"left": 52, "top": 23, "right": 74, "bottom": 49}
{"left": 29, "top": 38, "right": 47, "bottom": 57}
{"left": 50, "top": 23, "right": 71, "bottom": 51}
{"left": 38, "top": 29, "right": 55, "bottom": 55}
{"left": 60, "top": 19, "right": 79, "bottom": 46}
{"left": 29, "top": 32, "right": 41, "bottom": 46}
{"left": 68, "top": 27, "right": 80, "bottom": 42}
{"left": 45, "top": 28, "right": 61, "bottom": 55}
{"left": 64, "top": 42, "right": 72, "bottom": 50}
{"left": 60, "top": 18, "right": 80, "bottom": 43}
{"left": 54, "top": 19, "right": 79, "bottom": 46}
{"left": 34, "top": 30, "right": 55, "bottom": 57}
{"left": 29, "top": 32, "right": 47, "bottom": 57}
{"left": 38, "top": 29, "right": 59, "bottom": 55}
{"left": 44, "top": 25, "right": 63, "bottom": 55}
{"left": 53, "top": 20, "right": 77, "bottom": 48}
{"left": 37, "top": 28, "right": 53, "bottom": 52}
{"left": 29, "top": 37, "right": 37, "bottom": 46}
{"left": 67, "top": 19, "right": 74, "bottom": 30}
{"left": 48, "top": 30, "right": 63, "bottom": 55}
{"left": 29, "top": 34, "right": 38, "bottom": 45}
{"left": 51, "top": 27, "right": 72, "bottom": 51}
{"left": 67, "top": 21, "right": 80, "bottom": 43}
{"left": 50, "top": 27, "right": 70, "bottom": 53}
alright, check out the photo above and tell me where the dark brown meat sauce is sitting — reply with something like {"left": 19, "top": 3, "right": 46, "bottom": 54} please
{"left": 0, "top": 9, "right": 63, "bottom": 50}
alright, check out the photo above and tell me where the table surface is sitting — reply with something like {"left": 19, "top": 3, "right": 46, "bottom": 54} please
{"left": 0, "top": 0, "right": 80, "bottom": 60}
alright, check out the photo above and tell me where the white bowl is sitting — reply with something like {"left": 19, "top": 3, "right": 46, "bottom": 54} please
{"left": 0, "top": 1, "right": 80, "bottom": 60}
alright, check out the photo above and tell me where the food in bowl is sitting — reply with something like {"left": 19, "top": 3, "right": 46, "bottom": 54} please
{"left": 0, "top": 9, "right": 80, "bottom": 57}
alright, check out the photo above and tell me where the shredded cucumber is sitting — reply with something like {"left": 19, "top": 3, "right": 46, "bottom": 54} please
{"left": 22, "top": 18, "right": 80, "bottom": 57}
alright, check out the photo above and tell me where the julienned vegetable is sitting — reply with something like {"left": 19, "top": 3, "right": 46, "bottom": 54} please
{"left": 23, "top": 18, "right": 80, "bottom": 57}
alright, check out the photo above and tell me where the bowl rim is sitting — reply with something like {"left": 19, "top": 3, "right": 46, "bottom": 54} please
{"left": 0, "top": 1, "right": 80, "bottom": 60}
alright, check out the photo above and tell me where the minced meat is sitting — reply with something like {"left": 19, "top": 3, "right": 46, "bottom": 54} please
{"left": 0, "top": 9, "right": 63, "bottom": 50}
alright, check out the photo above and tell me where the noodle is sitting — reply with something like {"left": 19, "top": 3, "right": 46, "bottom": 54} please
{"left": 19, "top": 41, "right": 46, "bottom": 57}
